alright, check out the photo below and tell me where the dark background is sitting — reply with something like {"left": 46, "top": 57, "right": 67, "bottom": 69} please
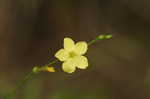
{"left": 0, "top": 0, "right": 150, "bottom": 99}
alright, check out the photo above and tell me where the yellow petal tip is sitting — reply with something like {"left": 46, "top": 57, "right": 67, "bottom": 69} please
{"left": 45, "top": 67, "right": 55, "bottom": 72}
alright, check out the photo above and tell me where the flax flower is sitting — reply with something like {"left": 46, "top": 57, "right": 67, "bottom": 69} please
{"left": 55, "top": 38, "right": 88, "bottom": 73}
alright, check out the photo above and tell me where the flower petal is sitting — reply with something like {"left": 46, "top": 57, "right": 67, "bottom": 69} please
{"left": 75, "top": 56, "right": 88, "bottom": 69}
{"left": 55, "top": 49, "right": 69, "bottom": 61}
{"left": 64, "top": 38, "right": 75, "bottom": 51}
{"left": 62, "top": 60, "right": 76, "bottom": 73}
{"left": 74, "top": 41, "right": 88, "bottom": 55}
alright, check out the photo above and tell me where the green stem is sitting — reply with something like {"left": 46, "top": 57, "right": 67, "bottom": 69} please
{"left": 4, "top": 60, "right": 58, "bottom": 99}
{"left": 4, "top": 71, "right": 34, "bottom": 99}
{"left": 88, "top": 37, "right": 100, "bottom": 46}
{"left": 46, "top": 59, "right": 59, "bottom": 66}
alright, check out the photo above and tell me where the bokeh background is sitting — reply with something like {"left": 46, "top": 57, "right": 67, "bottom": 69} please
{"left": 0, "top": 0, "right": 150, "bottom": 99}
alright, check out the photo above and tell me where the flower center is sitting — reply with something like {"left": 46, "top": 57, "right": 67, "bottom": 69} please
{"left": 69, "top": 51, "right": 77, "bottom": 58}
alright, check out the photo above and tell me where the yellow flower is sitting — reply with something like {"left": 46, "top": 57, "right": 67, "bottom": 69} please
{"left": 55, "top": 38, "right": 88, "bottom": 73}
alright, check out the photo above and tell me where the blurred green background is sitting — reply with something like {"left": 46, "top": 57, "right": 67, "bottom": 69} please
{"left": 0, "top": 0, "right": 150, "bottom": 99}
